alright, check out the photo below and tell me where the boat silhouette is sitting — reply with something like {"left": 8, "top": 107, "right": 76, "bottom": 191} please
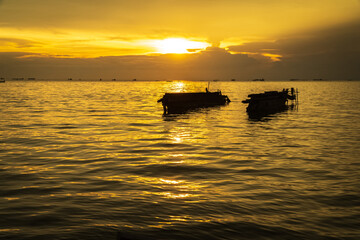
{"left": 242, "top": 88, "right": 298, "bottom": 118}
{"left": 158, "top": 88, "right": 230, "bottom": 114}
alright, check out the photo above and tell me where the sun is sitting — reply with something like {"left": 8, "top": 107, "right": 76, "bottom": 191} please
{"left": 154, "top": 38, "right": 209, "bottom": 54}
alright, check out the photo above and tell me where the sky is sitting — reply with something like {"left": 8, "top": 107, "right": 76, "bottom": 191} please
{"left": 0, "top": 0, "right": 359, "bottom": 80}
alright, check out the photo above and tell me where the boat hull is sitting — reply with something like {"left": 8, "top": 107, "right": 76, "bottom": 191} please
{"left": 246, "top": 96, "right": 287, "bottom": 113}
{"left": 158, "top": 92, "right": 230, "bottom": 114}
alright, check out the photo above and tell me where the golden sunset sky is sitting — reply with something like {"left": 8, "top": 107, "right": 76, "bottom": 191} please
{"left": 1, "top": 0, "right": 359, "bottom": 80}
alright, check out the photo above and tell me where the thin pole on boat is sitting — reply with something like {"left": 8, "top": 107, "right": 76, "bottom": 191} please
{"left": 296, "top": 88, "right": 299, "bottom": 109}
{"left": 207, "top": 81, "right": 210, "bottom": 91}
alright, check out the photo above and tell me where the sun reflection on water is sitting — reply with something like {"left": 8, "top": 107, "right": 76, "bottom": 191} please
{"left": 159, "top": 178, "right": 183, "bottom": 184}
{"left": 171, "top": 81, "right": 185, "bottom": 92}
{"left": 164, "top": 80, "right": 210, "bottom": 93}
{"left": 94, "top": 174, "right": 203, "bottom": 201}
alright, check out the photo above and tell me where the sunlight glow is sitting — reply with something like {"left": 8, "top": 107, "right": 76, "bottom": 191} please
{"left": 154, "top": 38, "right": 210, "bottom": 54}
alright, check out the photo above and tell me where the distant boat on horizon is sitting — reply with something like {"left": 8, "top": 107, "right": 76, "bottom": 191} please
{"left": 0, "top": 78, "right": 5, "bottom": 83}
{"left": 252, "top": 78, "right": 265, "bottom": 81}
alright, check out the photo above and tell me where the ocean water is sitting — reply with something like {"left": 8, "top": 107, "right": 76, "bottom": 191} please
{"left": 0, "top": 80, "right": 359, "bottom": 240}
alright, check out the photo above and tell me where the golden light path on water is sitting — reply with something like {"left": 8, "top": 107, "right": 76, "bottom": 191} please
{"left": 86, "top": 81, "right": 234, "bottom": 226}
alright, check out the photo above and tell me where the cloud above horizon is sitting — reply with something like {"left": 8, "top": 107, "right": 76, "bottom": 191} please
{"left": 226, "top": 18, "right": 360, "bottom": 79}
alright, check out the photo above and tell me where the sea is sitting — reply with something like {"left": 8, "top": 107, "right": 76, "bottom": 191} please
{"left": 0, "top": 80, "right": 359, "bottom": 240}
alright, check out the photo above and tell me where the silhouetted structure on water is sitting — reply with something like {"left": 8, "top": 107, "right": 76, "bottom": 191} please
{"left": 158, "top": 88, "right": 230, "bottom": 114}
{"left": 242, "top": 88, "right": 298, "bottom": 117}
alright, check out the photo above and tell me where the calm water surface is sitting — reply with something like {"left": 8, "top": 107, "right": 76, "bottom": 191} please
{"left": 0, "top": 81, "right": 359, "bottom": 240}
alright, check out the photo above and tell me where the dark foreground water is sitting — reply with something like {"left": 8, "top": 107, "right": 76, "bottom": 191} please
{"left": 0, "top": 80, "right": 359, "bottom": 240}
